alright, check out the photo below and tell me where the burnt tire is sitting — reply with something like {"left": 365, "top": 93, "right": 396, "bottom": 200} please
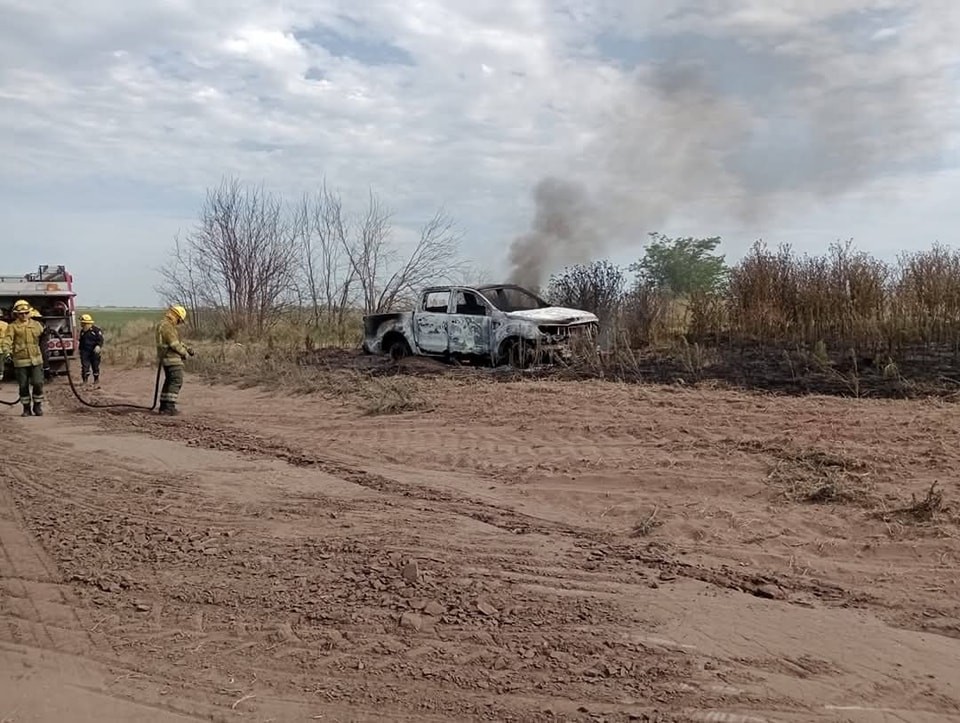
{"left": 503, "top": 339, "right": 538, "bottom": 369}
{"left": 386, "top": 338, "right": 411, "bottom": 362}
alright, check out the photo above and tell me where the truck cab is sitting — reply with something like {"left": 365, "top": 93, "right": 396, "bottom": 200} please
{"left": 0, "top": 265, "right": 78, "bottom": 376}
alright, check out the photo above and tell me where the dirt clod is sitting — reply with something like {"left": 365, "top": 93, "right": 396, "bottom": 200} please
{"left": 270, "top": 622, "right": 300, "bottom": 643}
{"left": 476, "top": 599, "right": 498, "bottom": 617}
{"left": 753, "top": 584, "right": 787, "bottom": 600}
{"left": 423, "top": 600, "right": 445, "bottom": 617}
{"left": 399, "top": 612, "right": 424, "bottom": 631}
{"left": 401, "top": 559, "right": 421, "bottom": 584}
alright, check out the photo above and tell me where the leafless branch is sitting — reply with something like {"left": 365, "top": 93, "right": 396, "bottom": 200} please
{"left": 156, "top": 176, "right": 299, "bottom": 337}
{"left": 376, "top": 208, "right": 465, "bottom": 312}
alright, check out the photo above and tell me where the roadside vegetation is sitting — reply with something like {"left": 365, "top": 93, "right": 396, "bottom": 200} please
{"left": 83, "top": 175, "right": 960, "bottom": 400}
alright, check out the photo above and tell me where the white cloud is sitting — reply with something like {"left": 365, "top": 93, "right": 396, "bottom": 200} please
{"left": 0, "top": 0, "right": 958, "bottom": 303}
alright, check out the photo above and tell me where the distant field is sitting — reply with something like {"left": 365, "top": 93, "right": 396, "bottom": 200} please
{"left": 77, "top": 309, "right": 161, "bottom": 366}
{"left": 79, "top": 307, "right": 160, "bottom": 331}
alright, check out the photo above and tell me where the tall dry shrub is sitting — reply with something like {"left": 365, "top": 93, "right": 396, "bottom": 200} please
{"left": 547, "top": 260, "right": 626, "bottom": 328}
{"left": 619, "top": 286, "right": 673, "bottom": 347}
{"left": 793, "top": 241, "right": 889, "bottom": 349}
{"left": 687, "top": 291, "right": 727, "bottom": 341}
{"left": 726, "top": 241, "right": 798, "bottom": 343}
{"left": 894, "top": 244, "right": 960, "bottom": 347}
{"left": 724, "top": 240, "right": 892, "bottom": 350}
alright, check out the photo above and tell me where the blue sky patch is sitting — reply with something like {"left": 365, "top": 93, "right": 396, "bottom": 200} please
{"left": 596, "top": 30, "right": 806, "bottom": 100}
{"left": 294, "top": 24, "right": 415, "bottom": 67}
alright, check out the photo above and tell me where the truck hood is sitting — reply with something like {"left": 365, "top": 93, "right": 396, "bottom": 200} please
{"left": 505, "top": 306, "right": 598, "bottom": 325}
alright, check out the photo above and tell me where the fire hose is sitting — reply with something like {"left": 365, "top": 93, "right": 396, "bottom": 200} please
{"left": 0, "top": 331, "right": 163, "bottom": 411}
{"left": 54, "top": 330, "right": 163, "bottom": 411}
{"left": 0, "top": 360, "right": 17, "bottom": 406}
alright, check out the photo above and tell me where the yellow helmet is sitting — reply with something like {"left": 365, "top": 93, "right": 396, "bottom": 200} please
{"left": 12, "top": 299, "right": 30, "bottom": 314}
{"left": 29, "top": 307, "right": 41, "bottom": 319}
{"left": 168, "top": 304, "right": 187, "bottom": 322}
{"left": 80, "top": 313, "right": 94, "bottom": 324}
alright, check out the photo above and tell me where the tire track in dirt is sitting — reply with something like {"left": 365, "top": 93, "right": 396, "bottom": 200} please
{"left": 97, "top": 412, "right": 871, "bottom": 611}
{"left": 0, "top": 455, "right": 231, "bottom": 722}
{"left": 275, "top": 416, "right": 960, "bottom": 636}
{"left": 0, "top": 467, "right": 108, "bottom": 655}
{"left": 26, "top": 379, "right": 960, "bottom": 720}
{"left": 41, "top": 401, "right": 960, "bottom": 632}
{"left": 4, "top": 410, "right": 815, "bottom": 722}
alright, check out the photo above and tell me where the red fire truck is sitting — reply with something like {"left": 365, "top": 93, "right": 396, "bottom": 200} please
{"left": 0, "top": 264, "right": 78, "bottom": 376}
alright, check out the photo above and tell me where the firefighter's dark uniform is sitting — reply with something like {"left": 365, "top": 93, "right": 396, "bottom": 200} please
{"left": 79, "top": 324, "right": 105, "bottom": 384}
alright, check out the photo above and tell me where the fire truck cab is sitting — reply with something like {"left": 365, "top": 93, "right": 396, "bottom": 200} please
{"left": 0, "top": 265, "right": 78, "bottom": 376}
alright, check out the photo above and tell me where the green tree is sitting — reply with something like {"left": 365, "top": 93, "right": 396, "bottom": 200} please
{"left": 630, "top": 232, "right": 728, "bottom": 295}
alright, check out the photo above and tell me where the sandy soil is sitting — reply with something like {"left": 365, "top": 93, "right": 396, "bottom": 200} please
{"left": 2, "top": 366, "right": 960, "bottom": 722}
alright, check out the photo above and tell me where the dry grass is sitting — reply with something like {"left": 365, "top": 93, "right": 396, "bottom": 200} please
{"left": 356, "top": 376, "right": 430, "bottom": 416}
{"left": 174, "top": 336, "right": 430, "bottom": 416}
{"left": 630, "top": 507, "right": 663, "bottom": 537}
{"left": 666, "top": 241, "right": 960, "bottom": 354}
{"left": 873, "top": 482, "right": 949, "bottom": 525}
{"left": 766, "top": 447, "right": 875, "bottom": 505}
{"left": 575, "top": 241, "right": 960, "bottom": 368}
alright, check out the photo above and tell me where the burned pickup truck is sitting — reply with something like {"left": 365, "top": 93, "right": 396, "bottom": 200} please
{"left": 362, "top": 284, "right": 599, "bottom": 367}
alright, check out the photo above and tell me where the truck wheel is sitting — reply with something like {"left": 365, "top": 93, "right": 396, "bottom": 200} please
{"left": 387, "top": 338, "right": 410, "bottom": 362}
{"left": 504, "top": 339, "right": 537, "bottom": 369}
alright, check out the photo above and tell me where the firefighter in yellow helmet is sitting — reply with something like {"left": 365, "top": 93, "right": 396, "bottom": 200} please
{"left": 155, "top": 304, "right": 194, "bottom": 415}
{"left": 1, "top": 300, "right": 51, "bottom": 416}
{"left": 0, "top": 308, "right": 7, "bottom": 382}
{"left": 78, "top": 313, "right": 105, "bottom": 386}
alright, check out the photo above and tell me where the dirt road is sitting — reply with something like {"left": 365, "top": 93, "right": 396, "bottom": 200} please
{"left": 2, "top": 368, "right": 959, "bottom": 722}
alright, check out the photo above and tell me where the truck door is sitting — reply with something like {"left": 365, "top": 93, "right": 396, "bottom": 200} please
{"left": 414, "top": 290, "right": 451, "bottom": 354}
{"left": 447, "top": 290, "right": 492, "bottom": 355}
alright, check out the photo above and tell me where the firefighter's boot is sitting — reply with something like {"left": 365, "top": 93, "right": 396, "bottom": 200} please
{"left": 21, "top": 404, "right": 32, "bottom": 417}
{"left": 166, "top": 402, "right": 181, "bottom": 416}
{"left": 157, "top": 401, "right": 169, "bottom": 414}
{"left": 32, "top": 402, "right": 43, "bottom": 416}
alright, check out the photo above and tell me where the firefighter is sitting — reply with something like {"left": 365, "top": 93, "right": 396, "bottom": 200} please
{"left": 78, "top": 313, "right": 105, "bottom": 386}
{"left": 1, "top": 299, "right": 50, "bottom": 416}
{"left": 0, "top": 309, "right": 7, "bottom": 382}
{"left": 29, "top": 307, "right": 52, "bottom": 379}
{"left": 155, "top": 304, "right": 194, "bottom": 415}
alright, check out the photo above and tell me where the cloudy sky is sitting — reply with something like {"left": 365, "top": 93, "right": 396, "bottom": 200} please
{"left": 2, "top": 0, "right": 959, "bottom": 305}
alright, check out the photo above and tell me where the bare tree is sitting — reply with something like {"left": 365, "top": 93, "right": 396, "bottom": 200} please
{"left": 157, "top": 176, "right": 299, "bottom": 337}
{"left": 341, "top": 194, "right": 464, "bottom": 313}
{"left": 454, "top": 262, "right": 494, "bottom": 287}
{"left": 340, "top": 190, "right": 393, "bottom": 314}
{"left": 159, "top": 177, "right": 466, "bottom": 342}
{"left": 157, "top": 234, "right": 208, "bottom": 333}
{"left": 294, "top": 182, "right": 357, "bottom": 338}
{"left": 376, "top": 209, "right": 465, "bottom": 311}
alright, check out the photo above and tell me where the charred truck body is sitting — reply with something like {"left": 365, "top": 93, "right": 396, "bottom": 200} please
{"left": 362, "top": 284, "right": 599, "bottom": 367}
{"left": 0, "top": 265, "right": 78, "bottom": 377}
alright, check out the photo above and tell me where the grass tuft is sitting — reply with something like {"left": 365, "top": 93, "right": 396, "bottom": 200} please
{"left": 765, "top": 447, "right": 874, "bottom": 505}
